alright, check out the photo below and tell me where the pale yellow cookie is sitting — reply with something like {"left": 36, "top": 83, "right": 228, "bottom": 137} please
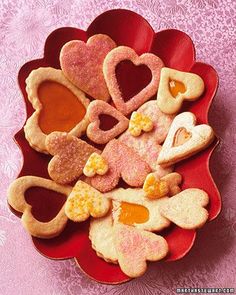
{"left": 157, "top": 67, "right": 204, "bottom": 114}
{"left": 128, "top": 111, "right": 153, "bottom": 137}
{"left": 83, "top": 152, "right": 109, "bottom": 177}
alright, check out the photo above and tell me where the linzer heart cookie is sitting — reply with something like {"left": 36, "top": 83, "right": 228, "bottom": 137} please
{"left": 65, "top": 181, "right": 110, "bottom": 222}
{"left": 46, "top": 132, "right": 99, "bottom": 184}
{"left": 60, "top": 34, "right": 116, "bottom": 101}
{"left": 106, "top": 188, "right": 170, "bottom": 232}
{"left": 90, "top": 139, "right": 151, "bottom": 192}
{"left": 103, "top": 46, "right": 164, "bottom": 115}
{"left": 24, "top": 67, "right": 89, "bottom": 153}
{"left": 159, "top": 188, "right": 209, "bottom": 229}
{"left": 113, "top": 224, "right": 169, "bottom": 278}
{"left": 119, "top": 100, "right": 174, "bottom": 174}
{"left": 157, "top": 67, "right": 204, "bottom": 114}
{"left": 7, "top": 176, "right": 72, "bottom": 238}
{"left": 157, "top": 112, "right": 215, "bottom": 166}
{"left": 86, "top": 100, "right": 129, "bottom": 144}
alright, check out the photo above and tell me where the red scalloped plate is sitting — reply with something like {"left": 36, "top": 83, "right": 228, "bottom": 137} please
{"left": 12, "top": 9, "right": 221, "bottom": 284}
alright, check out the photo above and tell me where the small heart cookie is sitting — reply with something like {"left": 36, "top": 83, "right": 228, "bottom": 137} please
{"left": 60, "top": 34, "right": 116, "bottom": 101}
{"left": 83, "top": 152, "right": 108, "bottom": 177}
{"left": 91, "top": 139, "right": 151, "bottom": 192}
{"left": 46, "top": 132, "right": 99, "bottom": 184}
{"left": 65, "top": 180, "right": 110, "bottom": 222}
{"left": 128, "top": 111, "right": 153, "bottom": 137}
{"left": 157, "top": 67, "right": 204, "bottom": 114}
{"left": 86, "top": 100, "right": 129, "bottom": 144}
{"left": 103, "top": 46, "right": 164, "bottom": 115}
{"left": 159, "top": 188, "right": 209, "bottom": 229}
{"left": 7, "top": 176, "right": 72, "bottom": 238}
{"left": 113, "top": 224, "right": 169, "bottom": 277}
{"left": 157, "top": 112, "right": 215, "bottom": 166}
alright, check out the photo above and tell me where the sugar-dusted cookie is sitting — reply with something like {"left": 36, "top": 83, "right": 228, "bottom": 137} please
{"left": 60, "top": 34, "right": 116, "bottom": 101}
{"left": 113, "top": 224, "right": 169, "bottom": 278}
{"left": 106, "top": 188, "right": 170, "bottom": 232}
{"left": 7, "top": 176, "right": 72, "bottom": 238}
{"left": 83, "top": 152, "right": 108, "bottom": 177}
{"left": 91, "top": 139, "right": 151, "bottom": 192}
{"left": 119, "top": 100, "right": 174, "bottom": 174}
{"left": 143, "top": 172, "right": 182, "bottom": 199}
{"left": 46, "top": 132, "right": 99, "bottom": 184}
{"left": 65, "top": 180, "right": 110, "bottom": 222}
{"left": 159, "top": 188, "right": 209, "bottom": 229}
{"left": 128, "top": 111, "right": 153, "bottom": 137}
{"left": 157, "top": 112, "right": 215, "bottom": 166}
{"left": 157, "top": 67, "right": 204, "bottom": 114}
{"left": 24, "top": 67, "right": 89, "bottom": 153}
{"left": 89, "top": 213, "right": 118, "bottom": 263}
{"left": 103, "top": 46, "right": 164, "bottom": 115}
{"left": 86, "top": 100, "right": 129, "bottom": 144}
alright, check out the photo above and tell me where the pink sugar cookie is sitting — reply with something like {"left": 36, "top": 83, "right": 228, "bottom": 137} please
{"left": 119, "top": 101, "right": 174, "bottom": 176}
{"left": 46, "top": 132, "right": 99, "bottom": 184}
{"left": 60, "top": 34, "right": 116, "bottom": 101}
{"left": 103, "top": 46, "right": 164, "bottom": 115}
{"left": 113, "top": 224, "right": 169, "bottom": 278}
{"left": 91, "top": 139, "right": 151, "bottom": 192}
{"left": 86, "top": 100, "right": 129, "bottom": 144}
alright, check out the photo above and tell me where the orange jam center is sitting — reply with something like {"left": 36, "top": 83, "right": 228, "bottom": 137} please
{"left": 169, "top": 80, "right": 186, "bottom": 98}
{"left": 118, "top": 202, "right": 149, "bottom": 225}
{"left": 173, "top": 127, "right": 192, "bottom": 147}
{"left": 38, "top": 81, "right": 86, "bottom": 134}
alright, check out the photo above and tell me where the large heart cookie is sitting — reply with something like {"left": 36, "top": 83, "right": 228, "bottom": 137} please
{"left": 157, "top": 67, "right": 204, "bottom": 114}
{"left": 7, "top": 176, "right": 72, "bottom": 238}
{"left": 103, "top": 46, "right": 164, "bottom": 115}
{"left": 60, "top": 34, "right": 116, "bottom": 101}
{"left": 46, "top": 132, "right": 99, "bottom": 184}
{"left": 24, "top": 67, "right": 89, "bottom": 153}
{"left": 113, "top": 224, "right": 168, "bottom": 277}
{"left": 159, "top": 188, "right": 209, "bottom": 229}
{"left": 86, "top": 100, "right": 129, "bottom": 144}
{"left": 65, "top": 181, "right": 110, "bottom": 222}
{"left": 91, "top": 139, "right": 151, "bottom": 192}
{"left": 157, "top": 112, "right": 215, "bottom": 166}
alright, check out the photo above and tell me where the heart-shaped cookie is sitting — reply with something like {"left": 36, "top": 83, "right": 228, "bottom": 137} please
{"left": 91, "top": 139, "right": 151, "bottom": 192}
{"left": 60, "top": 34, "right": 116, "bottom": 101}
{"left": 83, "top": 152, "right": 108, "bottom": 177}
{"left": 86, "top": 100, "right": 129, "bottom": 144}
{"left": 65, "top": 181, "right": 110, "bottom": 222}
{"left": 113, "top": 224, "right": 169, "bottom": 277}
{"left": 157, "top": 112, "right": 215, "bottom": 166}
{"left": 46, "top": 132, "right": 99, "bottom": 184}
{"left": 128, "top": 111, "right": 153, "bottom": 137}
{"left": 157, "top": 67, "right": 205, "bottom": 114}
{"left": 103, "top": 46, "right": 164, "bottom": 115}
{"left": 159, "top": 188, "right": 209, "bottom": 229}
{"left": 7, "top": 176, "right": 72, "bottom": 238}
{"left": 24, "top": 67, "right": 89, "bottom": 153}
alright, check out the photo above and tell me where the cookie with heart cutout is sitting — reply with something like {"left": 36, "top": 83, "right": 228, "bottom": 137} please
{"left": 157, "top": 112, "right": 215, "bottom": 166}
{"left": 46, "top": 131, "right": 100, "bottom": 184}
{"left": 24, "top": 67, "right": 90, "bottom": 153}
{"left": 103, "top": 46, "right": 164, "bottom": 115}
{"left": 105, "top": 188, "right": 171, "bottom": 232}
{"left": 65, "top": 180, "right": 111, "bottom": 222}
{"left": 159, "top": 188, "right": 209, "bottom": 229}
{"left": 157, "top": 67, "right": 205, "bottom": 114}
{"left": 60, "top": 34, "right": 116, "bottom": 101}
{"left": 86, "top": 100, "right": 129, "bottom": 144}
{"left": 113, "top": 223, "right": 169, "bottom": 278}
{"left": 7, "top": 176, "right": 72, "bottom": 239}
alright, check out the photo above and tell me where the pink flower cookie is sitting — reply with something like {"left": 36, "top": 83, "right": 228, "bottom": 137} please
{"left": 86, "top": 100, "right": 129, "bottom": 144}
{"left": 103, "top": 46, "right": 164, "bottom": 115}
{"left": 119, "top": 100, "right": 174, "bottom": 176}
{"left": 60, "top": 34, "right": 116, "bottom": 101}
{"left": 91, "top": 139, "right": 151, "bottom": 192}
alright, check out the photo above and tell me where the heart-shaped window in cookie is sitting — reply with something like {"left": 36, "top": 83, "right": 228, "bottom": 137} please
{"left": 173, "top": 127, "right": 192, "bottom": 147}
{"left": 169, "top": 80, "right": 186, "bottom": 98}
{"left": 118, "top": 201, "right": 150, "bottom": 225}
